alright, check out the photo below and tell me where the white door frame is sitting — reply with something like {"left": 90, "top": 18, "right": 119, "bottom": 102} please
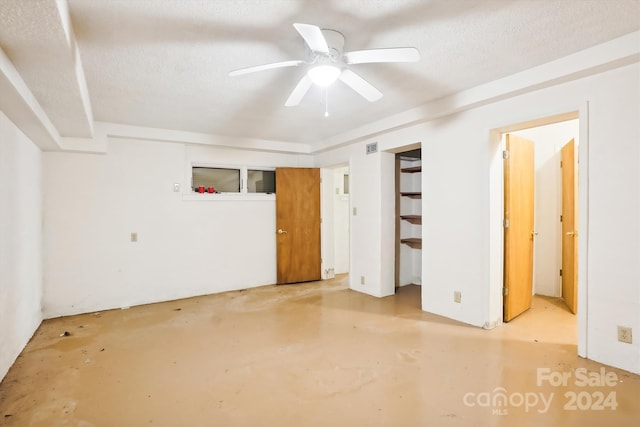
{"left": 320, "top": 163, "right": 350, "bottom": 280}
{"left": 488, "top": 104, "right": 589, "bottom": 358}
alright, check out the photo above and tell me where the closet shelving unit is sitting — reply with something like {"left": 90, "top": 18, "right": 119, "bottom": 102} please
{"left": 395, "top": 148, "right": 422, "bottom": 287}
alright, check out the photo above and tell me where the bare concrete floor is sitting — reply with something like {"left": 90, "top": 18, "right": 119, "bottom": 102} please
{"left": 1, "top": 275, "right": 638, "bottom": 427}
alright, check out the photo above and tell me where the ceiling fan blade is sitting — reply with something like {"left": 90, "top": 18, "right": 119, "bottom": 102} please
{"left": 285, "top": 75, "right": 313, "bottom": 106}
{"left": 345, "top": 47, "right": 420, "bottom": 64}
{"left": 339, "top": 69, "right": 383, "bottom": 102}
{"left": 293, "top": 23, "right": 329, "bottom": 54}
{"left": 229, "top": 60, "right": 303, "bottom": 77}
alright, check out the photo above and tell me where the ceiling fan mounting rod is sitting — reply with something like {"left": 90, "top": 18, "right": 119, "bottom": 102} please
{"left": 324, "top": 87, "right": 330, "bottom": 118}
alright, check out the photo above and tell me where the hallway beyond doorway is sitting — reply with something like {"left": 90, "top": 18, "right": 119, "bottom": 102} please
{"left": 500, "top": 294, "right": 576, "bottom": 345}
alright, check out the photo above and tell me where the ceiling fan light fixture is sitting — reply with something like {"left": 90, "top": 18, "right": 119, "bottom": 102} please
{"left": 230, "top": 23, "right": 421, "bottom": 107}
{"left": 307, "top": 65, "right": 341, "bottom": 87}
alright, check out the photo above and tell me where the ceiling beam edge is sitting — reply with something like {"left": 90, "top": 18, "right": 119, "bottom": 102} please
{"left": 0, "top": 46, "right": 62, "bottom": 151}
{"left": 312, "top": 30, "right": 640, "bottom": 153}
{"left": 56, "top": 0, "right": 94, "bottom": 137}
{"left": 96, "top": 122, "right": 313, "bottom": 154}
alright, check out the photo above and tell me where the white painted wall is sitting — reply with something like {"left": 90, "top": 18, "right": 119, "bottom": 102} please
{"left": 380, "top": 151, "right": 397, "bottom": 296}
{"left": 317, "top": 62, "right": 640, "bottom": 374}
{"left": 0, "top": 111, "right": 43, "bottom": 381}
{"left": 327, "top": 147, "right": 395, "bottom": 297}
{"left": 42, "top": 138, "right": 312, "bottom": 318}
{"left": 511, "top": 120, "right": 579, "bottom": 297}
{"left": 348, "top": 151, "right": 384, "bottom": 296}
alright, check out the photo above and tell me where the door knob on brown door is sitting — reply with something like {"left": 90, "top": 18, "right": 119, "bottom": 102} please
{"left": 277, "top": 229, "right": 288, "bottom": 235}
{"left": 566, "top": 231, "right": 576, "bottom": 236}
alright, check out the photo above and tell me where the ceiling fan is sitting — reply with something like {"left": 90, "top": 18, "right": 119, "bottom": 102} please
{"left": 229, "top": 23, "right": 420, "bottom": 108}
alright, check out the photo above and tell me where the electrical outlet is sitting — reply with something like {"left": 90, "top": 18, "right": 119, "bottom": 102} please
{"left": 360, "top": 276, "right": 365, "bottom": 285}
{"left": 617, "top": 326, "right": 632, "bottom": 344}
{"left": 131, "top": 232, "right": 138, "bottom": 242}
{"left": 454, "top": 291, "right": 462, "bottom": 303}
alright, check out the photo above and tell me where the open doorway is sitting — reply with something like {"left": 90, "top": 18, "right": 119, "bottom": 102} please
{"left": 395, "top": 149, "right": 422, "bottom": 289}
{"left": 389, "top": 145, "right": 422, "bottom": 309}
{"left": 333, "top": 166, "right": 350, "bottom": 276}
{"left": 502, "top": 119, "right": 579, "bottom": 327}
{"left": 320, "top": 165, "right": 350, "bottom": 280}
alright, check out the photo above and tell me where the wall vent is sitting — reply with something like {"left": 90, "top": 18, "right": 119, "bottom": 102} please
{"left": 366, "top": 142, "right": 378, "bottom": 154}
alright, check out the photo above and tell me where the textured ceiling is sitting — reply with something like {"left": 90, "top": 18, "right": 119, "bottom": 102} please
{"left": 1, "top": 0, "right": 639, "bottom": 145}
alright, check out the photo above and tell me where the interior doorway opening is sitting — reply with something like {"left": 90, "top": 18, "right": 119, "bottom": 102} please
{"left": 496, "top": 115, "right": 582, "bottom": 348}
{"left": 395, "top": 148, "right": 422, "bottom": 289}
{"left": 333, "top": 165, "right": 350, "bottom": 276}
{"left": 382, "top": 143, "right": 422, "bottom": 308}
{"left": 320, "top": 164, "right": 350, "bottom": 280}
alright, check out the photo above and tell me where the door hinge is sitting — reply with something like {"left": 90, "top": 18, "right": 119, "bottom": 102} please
{"left": 503, "top": 287, "right": 509, "bottom": 296}
{"left": 503, "top": 219, "right": 510, "bottom": 228}
{"left": 560, "top": 160, "right": 563, "bottom": 168}
{"left": 503, "top": 150, "right": 510, "bottom": 159}
{"left": 560, "top": 215, "right": 563, "bottom": 222}
{"left": 559, "top": 269, "right": 563, "bottom": 277}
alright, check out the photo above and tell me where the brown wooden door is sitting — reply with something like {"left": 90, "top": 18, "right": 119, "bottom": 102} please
{"left": 561, "top": 139, "right": 578, "bottom": 313}
{"left": 504, "top": 134, "right": 535, "bottom": 322}
{"left": 275, "top": 168, "right": 321, "bottom": 284}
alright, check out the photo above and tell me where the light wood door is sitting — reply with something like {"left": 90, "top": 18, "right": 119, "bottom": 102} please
{"left": 504, "top": 134, "right": 535, "bottom": 322}
{"left": 561, "top": 139, "right": 578, "bottom": 313}
{"left": 275, "top": 168, "right": 321, "bottom": 284}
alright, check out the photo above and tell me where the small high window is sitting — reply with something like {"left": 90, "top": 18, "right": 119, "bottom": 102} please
{"left": 247, "top": 169, "right": 276, "bottom": 193}
{"left": 192, "top": 167, "right": 240, "bottom": 193}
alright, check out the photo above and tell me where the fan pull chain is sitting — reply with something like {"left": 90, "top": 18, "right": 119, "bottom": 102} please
{"left": 324, "top": 87, "right": 329, "bottom": 118}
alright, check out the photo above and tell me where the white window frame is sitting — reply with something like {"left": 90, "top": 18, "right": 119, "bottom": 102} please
{"left": 182, "top": 162, "right": 276, "bottom": 201}
{"left": 247, "top": 167, "right": 276, "bottom": 194}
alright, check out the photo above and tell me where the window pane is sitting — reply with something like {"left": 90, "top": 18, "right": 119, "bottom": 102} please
{"left": 247, "top": 170, "right": 275, "bottom": 193}
{"left": 192, "top": 167, "right": 240, "bottom": 192}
